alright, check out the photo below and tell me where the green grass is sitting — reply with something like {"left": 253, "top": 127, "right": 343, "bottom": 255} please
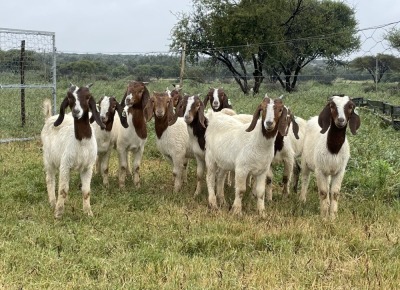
{"left": 0, "top": 80, "right": 400, "bottom": 289}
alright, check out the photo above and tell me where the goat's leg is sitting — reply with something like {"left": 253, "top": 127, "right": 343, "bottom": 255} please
{"left": 231, "top": 171, "right": 247, "bottom": 215}
{"left": 265, "top": 168, "right": 273, "bottom": 201}
{"left": 254, "top": 172, "right": 267, "bottom": 216}
{"left": 194, "top": 156, "right": 205, "bottom": 196}
{"left": 182, "top": 158, "right": 189, "bottom": 184}
{"left": 205, "top": 161, "right": 218, "bottom": 210}
{"left": 99, "top": 150, "right": 111, "bottom": 187}
{"left": 80, "top": 167, "right": 94, "bottom": 217}
{"left": 131, "top": 147, "right": 145, "bottom": 188}
{"left": 282, "top": 156, "right": 294, "bottom": 197}
{"left": 117, "top": 148, "right": 128, "bottom": 189}
{"left": 316, "top": 170, "right": 330, "bottom": 219}
{"left": 216, "top": 168, "right": 227, "bottom": 207}
{"left": 54, "top": 167, "right": 70, "bottom": 219}
{"left": 172, "top": 158, "right": 184, "bottom": 193}
{"left": 329, "top": 169, "right": 345, "bottom": 220}
{"left": 292, "top": 159, "right": 301, "bottom": 193}
{"left": 299, "top": 166, "right": 311, "bottom": 202}
{"left": 45, "top": 166, "right": 56, "bottom": 208}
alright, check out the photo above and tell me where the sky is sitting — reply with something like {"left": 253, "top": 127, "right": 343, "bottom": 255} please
{"left": 1, "top": 0, "right": 400, "bottom": 55}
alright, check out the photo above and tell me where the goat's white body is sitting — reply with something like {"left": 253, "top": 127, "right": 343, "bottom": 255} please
{"left": 156, "top": 117, "right": 193, "bottom": 192}
{"left": 300, "top": 116, "right": 350, "bottom": 218}
{"left": 205, "top": 111, "right": 276, "bottom": 215}
{"left": 109, "top": 111, "right": 147, "bottom": 188}
{"left": 41, "top": 114, "right": 96, "bottom": 218}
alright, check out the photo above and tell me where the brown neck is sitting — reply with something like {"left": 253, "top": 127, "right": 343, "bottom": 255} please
{"left": 154, "top": 114, "right": 169, "bottom": 139}
{"left": 74, "top": 113, "right": 92, "bottom": 141}
{"left": 130, "top": 106, "right": 147, "bottom": 139}
{"left": 327, "top": 123, "right": 347, "bottom": 154}
{"left": 104, "top": 112, "right": 116, "bottom": 132}
{"left": 189, "top": 114, "right": 208, "bottom": 151}
{"left": 274, "top": 132, "right": 284, "bottom": 155}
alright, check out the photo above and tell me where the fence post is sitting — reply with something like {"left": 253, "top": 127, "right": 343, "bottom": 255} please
{"left": 179, "top": 43, "right": 186, "bottom": 87}
{"left": 20, "top": 40, "right": 26, "bottom": 127}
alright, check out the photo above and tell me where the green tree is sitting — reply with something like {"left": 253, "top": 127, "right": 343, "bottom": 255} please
{"left": 386, "top": 28, "right": 400, "bottom": 51}
{"left": 171, "top": 0, "right": 360, "bottom": 93}
{"left": 349, "top": 54, "right": 400, "bottom": 83}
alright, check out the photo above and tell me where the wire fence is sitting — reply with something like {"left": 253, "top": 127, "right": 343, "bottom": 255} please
{"left": 1, "top": 21, "right": 400, "bottom": 141}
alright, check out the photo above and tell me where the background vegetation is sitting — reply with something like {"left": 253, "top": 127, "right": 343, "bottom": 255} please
{"left": 0, "top": 80, "right": 399, "bottom": 289}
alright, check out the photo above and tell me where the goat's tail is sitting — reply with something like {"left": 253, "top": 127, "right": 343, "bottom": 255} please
{"left": 43, "top": 99, "right": 52, "bottom": 119}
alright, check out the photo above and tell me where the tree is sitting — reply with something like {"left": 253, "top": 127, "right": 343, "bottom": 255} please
{"left": 170, "top": 0, "right": 360, "bottom": 94}
{"left": 350, "top": 54, "right": 400, "bottom": 83}
{"left": 386, "top": 28, "right": 400, "bottom": 51}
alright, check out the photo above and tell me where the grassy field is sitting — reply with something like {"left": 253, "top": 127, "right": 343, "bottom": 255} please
{"left": 0, "top": 80, "right": 400, "bottom": 289}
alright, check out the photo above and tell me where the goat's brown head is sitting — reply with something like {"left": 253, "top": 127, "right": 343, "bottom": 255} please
{"left": 246, "top": 96, "right": 288, "bottom": 138}
{"left": 203, "top": 87, "right": 231, "bottom": 111}
{"left": 146, "top": 91, "right": 177, "bottom": 125}
{"left": 54, "top": 83, "right": 105, "bottom": 129}
{"left": 123, "top": 81, "right": 150, "bottom": 109}
{"left": 318, "top": 95, "right": 361, "bottom": 135}
{"left": 166, "top": 84, "right": 183, "bottom": 108}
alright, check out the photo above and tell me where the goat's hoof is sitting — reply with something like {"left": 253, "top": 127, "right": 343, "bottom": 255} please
{"left": 231, "top": 205, "right": 242, "bottom": 216}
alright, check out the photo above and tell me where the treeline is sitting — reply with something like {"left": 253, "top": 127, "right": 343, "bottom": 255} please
{"left": 1, "top": 49, "right": 400, "bottom": 84}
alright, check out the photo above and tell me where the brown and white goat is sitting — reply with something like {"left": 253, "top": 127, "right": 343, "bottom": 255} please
{"left": 108, "top": 81, "right": 150, "bottom": 188}
{"left": 203, "top": 87, "right": 232, "bottom": 112}
{"left": 41, "top": 84, "right": 105, "bottom": 218}
{"left": 300, "top": 95, "right": 361, "bottom": 219}
{"left": 146, "top": 91, "right": 193, "bottom": 193}
{"left": 177, "top": 94, "right": 208, "bottom": 196}
{"left": 166, "top": 84, "right": 183, "bottom": 108}
{"left": 205, "top": 97, "right": 288, "bottom": 215}
{"left": 91, "top": 96, "right": 128, "bottom": 186}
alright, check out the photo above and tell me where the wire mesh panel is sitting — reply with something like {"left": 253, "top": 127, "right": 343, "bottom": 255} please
{"left": 0, "top": 28, "right": 56, "bottom": 141}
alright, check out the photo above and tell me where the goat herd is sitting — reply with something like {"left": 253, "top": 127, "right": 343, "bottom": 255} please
{"left": 40, "top": 81, "right": 361, "bottom": 220}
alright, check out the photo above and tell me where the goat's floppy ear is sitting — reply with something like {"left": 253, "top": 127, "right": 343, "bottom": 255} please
{"left": 168, "top": 97, "right": 179, "bottom": 126}
{"left": 203, "top": 94, "right": 210, "bottom": 108}
{"left": 175, "top": 95, "right": 186, "bottom": 118}
{"left": 246, "top": 104, "right": 262, "bottom": 132}
{"left": 53, "top": 96, "right": 69, "bottom": 127}
{"left": 116, "top": 102, "right": 129, "bottom": 128}
{"left": 349, "top": 109, "right": 361, "bottom": 135}
{"left": 142, "top": 87, "right": 150, "bottom": 110}
{"left": 144, "top": 96, "right": 154, "bottom": 122}
{"left": 277, "top": 106, "right": 289, "bottom": 136}
{"left": 89, "top": 96, "right": 106, "bottom": 129}
{"left": 318, "top": 103, "right": 332, "bottom": 134}
{"left": 222, "top": 92, "right": 231, "bottom": 108}
{"left": 291, "top": 115, "right": 300, "bottom": 139}
{"left": 198, "top": 101, "right": 207, "bottom": 129}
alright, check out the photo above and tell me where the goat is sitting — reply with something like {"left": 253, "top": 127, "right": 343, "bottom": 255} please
{"left": 203, "top": 87, "right": 232, "bottom": 112}
{"left": 166, "top": 84, "right": 183, "bottom": 108}
{"left": 91, "top": 96, "right": 128, "bottom": 187}
{"left": 220, "top": 104, "right": 306, "bottom": 200}
{"left": 265, "top": 110, "right": 306, "bottom": 200}
{"left": 177, "top": 94, "right": 208, "bottom": 196}
{"left": 205, "top": 96, "right": 288, "bottom": 215}
{"left": 108, "top": 81, "right": 150, "bottom": 188}
{"left": 299, "top": 95, "right": 361, "bottom": 219}
{"left": 41, "top": 84, "right": 105, "bottom": 218}
{"left": 146, "top": 91, "right": 193, "bottom": 193}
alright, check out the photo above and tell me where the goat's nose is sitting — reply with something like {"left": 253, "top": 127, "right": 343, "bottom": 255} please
{"left": 265, "top": 121, "right": 273, "bottom": 127}
{"left": 338, "top": 117, "right": 345, "bottom": 124}
{"left": 72, "top": 108, "right": 80, "bottom": 115}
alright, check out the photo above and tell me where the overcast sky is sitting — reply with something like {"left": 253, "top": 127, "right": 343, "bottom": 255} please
{"left": 1, "top": 0, "right": 400, "bottom": 54}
